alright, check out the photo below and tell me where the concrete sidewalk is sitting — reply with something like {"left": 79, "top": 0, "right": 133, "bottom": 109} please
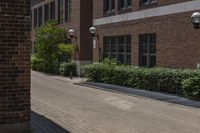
{"left": 77, "top": 82, "right": 200, "bottom": 108}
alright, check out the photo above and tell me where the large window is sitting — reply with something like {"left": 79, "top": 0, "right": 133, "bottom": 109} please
{"left": 118, "top": 0, "right": 132, "bottom": 10}
{"left": 50, "top": 1, "right": 55, "bottom": 20}
{"left": 104, "top": 0, "right": 115, "bottom": 14}
{"left": 103, "top": 35, "right": 131, "bottom": 64}
{"left": 65, "top": 0, "right": 72, "bottom": 21}
{"left": 58, "top": 0, "right": 65, "bottom": 23}
{"left": 38, "top": 6, "right": 43, "bottom": 26}
{"left": 44, "top": 4, "right": 50, "bottom": 23}
{"left": 139, "top": 33, "right": 156, "bottom": 67}
{"left": 140, "top": 0, "right": 158, "bottom": 7}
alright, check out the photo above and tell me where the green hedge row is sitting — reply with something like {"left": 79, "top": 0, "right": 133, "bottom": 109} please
{"left": 85, "top": 63, "right": 200, "bottom": 99}
{"left": 31, "top": 55, "right": 76, "bottom": 76}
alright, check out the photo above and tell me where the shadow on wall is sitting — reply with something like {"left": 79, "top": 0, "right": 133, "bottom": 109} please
{"left": 31, "top": 111, "right": 71, "bottom": 133}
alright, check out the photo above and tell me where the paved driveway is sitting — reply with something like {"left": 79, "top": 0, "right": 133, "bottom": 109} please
{"left": 31, "top": 71, "right": 200, "bottom": 133}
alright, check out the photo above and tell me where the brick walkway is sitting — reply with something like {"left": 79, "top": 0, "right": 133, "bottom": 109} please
{"left": 31, "top": 71, "right": 200, "bottom": 133}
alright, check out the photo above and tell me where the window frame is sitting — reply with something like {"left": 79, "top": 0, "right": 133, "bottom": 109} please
{"left": 65, "top": 0, "right": 72, "bottom": 21}
{"left": 44, "top": 4, "right": 50, "bottom": 23}
{"left": 33, "top": 8, "right": 38, "bottom": 28}
{"left": 58, "top": 0, "right": 65, "bottom": 23}
{"left": 118, "top": 0, "right": 132, "bottom": 11}
{"left": 103, "top": 35, "right": 131, "bottom": 64}
{"left": 38, "top": 6, "right": 43, "bottom": 27}
{"left": 50, "top": 1, "right": 55, "bottom": 20}
{"left": 140, "top": 0, "right": 158, "bottom": 8}
{"left": 104, "top": 0, "right": 115, "bottom": 14}
{"left": 139, "top": 33, "right": 156, "bottom": 67}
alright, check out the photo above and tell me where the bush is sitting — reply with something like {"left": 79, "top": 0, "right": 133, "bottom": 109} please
{"left": 182, "top": 77, "right": 200, "bottom": 99}
{"left": 31, "top": 55, "right": 45, "bottom": 71}
{"left": 85, "top": 62, "right": 200, "bottom": 98}
{"left": 59, "top": 62, "right": 76, "bottom": 76}
{"left": 31, "top": 55, "right": 59, "bottom": 73}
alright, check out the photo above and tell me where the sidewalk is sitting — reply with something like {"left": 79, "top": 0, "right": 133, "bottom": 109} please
{"left": 76, "top": 82, "right": 200, "bottom": 108}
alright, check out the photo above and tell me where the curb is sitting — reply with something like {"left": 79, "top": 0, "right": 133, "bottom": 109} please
{"left": 75, "top": 82, "right": 200, "bottom": 108}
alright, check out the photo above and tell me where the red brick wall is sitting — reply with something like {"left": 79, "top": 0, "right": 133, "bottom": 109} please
{"left": 93, "top": 11, "right": 200, "bottom": 68}
{"left": 93, "top": 0, "right": 192, "bottom": 19}
{"left": 0, "top": 0, "right": 31, "bottom": 125}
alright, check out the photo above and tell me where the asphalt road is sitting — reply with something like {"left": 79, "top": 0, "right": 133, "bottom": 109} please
{"left": 31, "top": 71, "right": 200, "bottom": 133}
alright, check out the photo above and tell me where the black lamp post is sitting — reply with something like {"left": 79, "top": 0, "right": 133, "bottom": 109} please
{"left": 191, "top": 12, "right": 200, "bottom": 29}
{"left": 89, "top": 26, "right": 101, "bottom": 61}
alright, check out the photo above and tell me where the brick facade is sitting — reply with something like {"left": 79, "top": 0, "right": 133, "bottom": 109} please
{"left": 93, "top": 0, "right": 200, "bottom": 68}
{"left": 0, "top": 0, "right": 31, "bottom": 132}
{"left": 31, "top": 0, "right": 93, "bottom": 75}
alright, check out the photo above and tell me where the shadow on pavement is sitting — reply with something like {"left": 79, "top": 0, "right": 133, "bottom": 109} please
{"left": 31, "top": 111, "right": 71, "bottom": 133}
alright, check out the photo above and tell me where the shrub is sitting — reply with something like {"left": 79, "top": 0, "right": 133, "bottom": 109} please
{"left": 59, "top": 62, "right": 76, "bottom": 76}
{"left": 31, "top": 55, "right": 45, "bottom": 71}
{"left": 85, "top": 62, "right": 200, "bottom": 98}
{"left": 182, "top": 77, "right": 200, "bottom": 99}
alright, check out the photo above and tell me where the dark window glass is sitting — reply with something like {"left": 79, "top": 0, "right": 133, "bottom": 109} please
{"left": 65, "top": 0, "right": 72, "bottom": 21}
{"left": 140, "top": 0, "right": 158, "bottom": 6}
{"left": 139, "top": 33, "right": 156, "bottom": 67}
{"left": 44, "top": 4, "right": 49, "bottom": 23}
{"left": 50, "top": 1, "right": 55, "bottom": 20}
{"left": 103, "top": 35, "right": 131, "bottom": 64}
{"left": 119, "top": 0, "right": 132, "bottom": 10}
{"left": 104, "top": 0, "right": 115, "bottom": 13}
{"left": 38, "top": 6, "right": 43, "bottom": 26}
{"left": 58, "top": 0, "right": 64, "bottom": 23}
{"left": 34, "top": 9, "right": 38, "bottom": 28}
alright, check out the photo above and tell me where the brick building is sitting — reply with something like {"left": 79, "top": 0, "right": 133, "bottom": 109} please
{"left": 31, "top": 0, "right": 200, "bottom": 69}
{"left": 0, "top": 0, "right": 31, "bottom": 133}
{"left": 31, "top": 0, "right": 93, "bottom": 75}
{"left": 93, "top": 0, "right": 200, "bottom": 68}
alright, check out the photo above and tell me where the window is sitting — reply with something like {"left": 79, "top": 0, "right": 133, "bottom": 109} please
{"left": 38, "top": 6, "right": 43, "bottom": 26}
{"left": 34, "top": 9, "right": 38, "bottom": 28}
{"left": 50, "top": 1, "right": 55, "bottom": 20}
{"left": 103, "top": 35, "right": 131, "bottom": 64}
{"left": 65, "top": 0, "right": 72, "bottom": 21}
{"left": 58, "top": 0, "right": 64, "bottom": 23}
{"left": 139, "top": 33, "right": 156, "bottom": 67}
{"left": 118, "top": 0, "right": 132, "bottom": 10}
{"left": 104, "top": 0, "right": 115, "bottom": 14}
{"left": 44, "top": 4, "right": 49, "bottom": 23}
{"left": 140, "top": 0, "right": 158, "bottom": 7}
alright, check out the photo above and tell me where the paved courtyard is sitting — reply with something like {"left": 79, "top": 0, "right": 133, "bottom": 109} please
{"left": 31, "top": 71, "right": 200, "bottom": 133}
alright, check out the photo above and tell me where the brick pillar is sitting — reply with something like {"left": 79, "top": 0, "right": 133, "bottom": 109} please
{"left": 0, "top": 0, "right": 31, "bottom": 133}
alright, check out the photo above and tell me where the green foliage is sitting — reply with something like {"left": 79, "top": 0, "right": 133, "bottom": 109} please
{"left": 59, "top": 62, "right": 77, "bottom": 76}
{"left": 31, "top": 55, "right": 45, "bottom": 71}
{"left": 33, "top": 20, "right": 77, "bottom": 73}
{"left": 85, "top": 62, "right": 200, "bottom": 98}
{"left": 182, "top": 77, "right": 200, "bottom": 99}
{"left": 101, "top": 58, "right": 119, "bottom": 65}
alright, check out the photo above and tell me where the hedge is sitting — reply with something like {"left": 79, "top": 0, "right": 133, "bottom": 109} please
{"left": 59, "top": 62, "right": 76, "bottom": 76}
{"left": 85, "top": 63, "right": 200, "bottom": 98}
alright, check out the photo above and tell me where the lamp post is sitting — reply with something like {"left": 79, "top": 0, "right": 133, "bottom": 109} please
{"left": 68, "top": 29, "right": 77, "bottom": 41}
{"left": 191, "top": 12, "right": 200, "bottom": 29}
{"left": 67, "top": 29, "right": 77, "bottom": 79}
{"left": 89, "top": 26, "right": 102, "bottom": 61}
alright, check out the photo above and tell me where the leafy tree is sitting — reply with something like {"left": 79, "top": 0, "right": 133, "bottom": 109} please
{"left": 34, "top": 20, "right": 76, "bottom": 73}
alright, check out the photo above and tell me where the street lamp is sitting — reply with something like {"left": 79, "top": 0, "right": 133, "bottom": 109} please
{"left": 68, "top": 29, "right": 75, "bottom": 38}
{"left": 191, "top": 12, "right": 200, "bottom": 29}
{"left": 89, "top": 26, "right": 101, "bottom": 61}
{"left": 89, "top": 27, "right": 99, "bottom": 38}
